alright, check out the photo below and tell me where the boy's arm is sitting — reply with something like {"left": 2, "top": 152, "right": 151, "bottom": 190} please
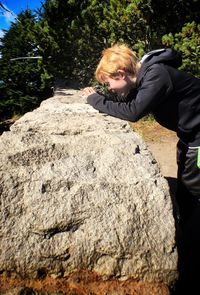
{"left": 86, "top": 65, "right": 173, "bottom": 122}
{"left": 87, "top": 92, "right": 139, "bottom": 121}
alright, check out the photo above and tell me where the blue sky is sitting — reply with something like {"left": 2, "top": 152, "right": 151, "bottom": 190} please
{"left": 0, "top": 0, "right": 44, "bottom": 37}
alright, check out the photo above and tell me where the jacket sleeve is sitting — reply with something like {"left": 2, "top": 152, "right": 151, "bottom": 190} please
{"left": 87, "top": 64, "right": 173, "bottom": 122}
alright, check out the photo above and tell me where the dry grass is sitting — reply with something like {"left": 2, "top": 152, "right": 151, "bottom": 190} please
{"left": 129, "top": 119, "right": 177, "bottom": 143}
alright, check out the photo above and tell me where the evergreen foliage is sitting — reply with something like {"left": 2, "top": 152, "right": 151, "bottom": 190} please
{"left": 162, "top": 22, "right": 200, "bottom": 78}
{"left": 37, "top": 0, "right": 200, "bottom": 84}
{"left": 38, "top": 0, "right": 154, "bottom": 84}
{"left": 0, "top": 10, "right": 53, "bottom": 121}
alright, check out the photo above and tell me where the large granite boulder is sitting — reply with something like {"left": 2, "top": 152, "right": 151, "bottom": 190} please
{"left": 0, "top": 88, "right": 178, "bottom": 292}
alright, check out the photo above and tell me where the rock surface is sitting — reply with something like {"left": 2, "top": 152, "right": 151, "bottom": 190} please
{"left": 0, "top": 88, "right": 178, "bottom": 290}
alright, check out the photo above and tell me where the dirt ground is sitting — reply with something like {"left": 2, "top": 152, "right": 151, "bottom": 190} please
{"left": 130, "top": 120, "right": 178, "bottom": 195}
{"left": 131, "top": 120, "right": 178, "bottom": 177}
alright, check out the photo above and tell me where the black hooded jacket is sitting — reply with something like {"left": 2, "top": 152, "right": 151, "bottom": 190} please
{"left": 87, "top": 48, "right": 200, "bottom": 146}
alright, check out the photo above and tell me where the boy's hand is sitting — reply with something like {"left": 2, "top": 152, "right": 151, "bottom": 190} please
{"left": 81, "top": 87, "right": 96, "bottom": 98}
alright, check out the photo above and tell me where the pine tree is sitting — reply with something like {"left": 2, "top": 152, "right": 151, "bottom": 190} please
{"left": 0, "top": 10, "right": 53, "bottom": 121}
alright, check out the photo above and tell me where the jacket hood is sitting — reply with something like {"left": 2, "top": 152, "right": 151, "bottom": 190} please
{"left": 140, "top": 48, "right": 182, "bottom": 67}
{"left": 137, "top": 48, "right": 182, "bottom": 85}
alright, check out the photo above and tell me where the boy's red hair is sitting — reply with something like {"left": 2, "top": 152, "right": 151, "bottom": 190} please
{"left": 95, "top": 44, "right": 138, "bottom": 83}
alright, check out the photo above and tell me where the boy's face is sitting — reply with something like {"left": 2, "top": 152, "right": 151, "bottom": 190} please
{"left": 104, "top": 70, "right": 135, "bottom": 96}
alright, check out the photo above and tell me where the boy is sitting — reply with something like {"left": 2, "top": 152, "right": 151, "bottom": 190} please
{"left": 82, "top": 44, "right": 200, "bottom": 293}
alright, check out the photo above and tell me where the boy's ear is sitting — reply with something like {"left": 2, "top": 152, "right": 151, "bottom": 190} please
{"left": 117, "top": 69, "right": 126, "bottom": 79}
